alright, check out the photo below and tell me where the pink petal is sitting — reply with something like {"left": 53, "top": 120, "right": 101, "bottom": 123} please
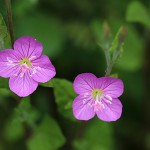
{"left": 96, "top": 98, "right": 122, "bottom": 122}
{"left": 13, "top": 36, "right": 42, "bottom": 59}
{"left": 72, "top": 95, "right": 95, "bottom": 121}
{"left": 9, "top": 71, "right": 38, "bottom": 97}
{"left": 73, "top": 73, "right": 98, "bottom": 95}
{"left": 98, "top": 77, "right": 124, "bottom": 98}
{"left": 31, "top": 55, "right": 56, "bottom": 83}
{"left": 0, "top": 49, "right": 21, "bottom": 78}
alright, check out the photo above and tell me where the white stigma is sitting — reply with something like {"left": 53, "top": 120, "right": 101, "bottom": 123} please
{"left": 29, "top": 56, "right": 36, "bottom": 61}
{"left": 84, "top": 89, "right": 113, "bottom": 112}
{"left": 7, "top": 57, "right": 16, "bottom": 67}
{"left": 29, "top": 66, "right": 41, "bottom": 77}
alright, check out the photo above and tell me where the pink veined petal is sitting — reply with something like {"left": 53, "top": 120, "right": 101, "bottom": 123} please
{"left": 98, "top": 77, "right": 124, "bottom": 98}
{"left": 30, "top": 55, "right": 56, "bottom": 83}
{"left": 72, "top": 95, "right": 95, "bottom": 121}
{"left": 9, "top": 71, "right": 38, "bottom": 97}
{"left": 0, "top": 49, "right": 21, "bottom": 78}
{"left": 13, "top": 36, "right": 43, "bottom": 59}
{"left": 96, "top": 98, "right": 122, "bottom": 122}
{"left": 73, "top": 73, "right": 98, "bottom": 95}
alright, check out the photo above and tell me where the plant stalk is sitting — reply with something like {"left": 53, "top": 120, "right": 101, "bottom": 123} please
{"left": 5, "top": 0, "right": 15, "bottom": 47}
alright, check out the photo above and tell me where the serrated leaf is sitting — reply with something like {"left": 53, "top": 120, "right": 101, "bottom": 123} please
{"left": 126, "top": 1, "right": 150, "bottom": 28}
{"left": 53, "top": 78, "right": 77, "bottom": 121}
{"left": 40, "top": 78, "right": 77, "bottom": 121}
{"left": 27, "top": 115, "right": 66, "bottom": 150}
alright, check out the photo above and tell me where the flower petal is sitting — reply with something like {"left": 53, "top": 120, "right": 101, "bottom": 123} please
{"left": 9, "top": 71, "right": 38, "bottom": 97}
{"left": 96, "top": 98, "right": 122, "bottom": 121}
{"left": 72, "top": 95, "right": 95, "bottom": 121}
{"left": 31, "top": 55, "right": 56, "bottom": 83}
{"left": 0, "top": 49, "right": 21, "bottom": 78}
{"left": 73, "top": 73, "right": 98, "bottom": 95}
{"left": 13, "top": 36, "right": 42, "bottom": 59}
{"left": 98, "top": 77, "right": 124, "bottom": 98}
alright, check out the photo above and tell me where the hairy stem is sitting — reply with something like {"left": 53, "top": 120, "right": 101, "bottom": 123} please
{"left": 105, "top": 63, "right": 113, "bottom": 76}
{"left": 5, "top": 0, "right": 15, "bottom": 47}
{"left": 104, "top": 48, "right": 111, "bottom": 70}
{"left": 104, "top": 46, "right": 113, "bottom": 76}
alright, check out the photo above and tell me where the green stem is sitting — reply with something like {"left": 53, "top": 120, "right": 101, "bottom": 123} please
{"left": 5, "top": 0, "right": 15, "bottom": 47}
{"left": 104, "top": 43, "right": 112, "bottom": 76}
{"left": 104, "top": 48, "right": 111, "bottom": 69}
{"left": 105, "top": 63, "right": 113, "bottom": 76}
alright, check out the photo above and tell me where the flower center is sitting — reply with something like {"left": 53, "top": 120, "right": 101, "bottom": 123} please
{"left": 19, "top": 57, "right": 31, "bottom": 67}
{"left": 92, "top": 89, "right": 103, "bottom": 99}
{"left": 85, "top": 89, "right": 112, "bottom": 112}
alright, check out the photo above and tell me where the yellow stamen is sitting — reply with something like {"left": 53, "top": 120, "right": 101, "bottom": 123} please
{"left": 92, "top": 89, "right": 103, "bottom": 99}
{"left": 19, "top": 57, "right": 31, "bottom": 67}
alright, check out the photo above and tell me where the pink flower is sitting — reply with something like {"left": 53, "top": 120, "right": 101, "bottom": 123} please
{"left": 73, "top": 73, "right": 124, "bottom": 121}
{"left": 0, "top": 36, "right": 56, "bottom": 97}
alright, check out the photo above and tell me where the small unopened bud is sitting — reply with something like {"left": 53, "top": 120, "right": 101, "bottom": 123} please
{"left": 103, "top": 21, "right": 111, "bottom": 41}
{"left": 118, "top": 26, "right": 128, "bottom": 44}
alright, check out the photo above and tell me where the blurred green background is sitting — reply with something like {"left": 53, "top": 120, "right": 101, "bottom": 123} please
{"left": 0, "top": 0, "right": 150, "bottom": 150}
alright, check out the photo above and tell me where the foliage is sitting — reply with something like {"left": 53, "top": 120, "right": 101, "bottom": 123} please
{"left": 73, "top": 119, "right": 114, "bottom": 150}
{"left": 126, "top": 1, "right": 150, "bottom": 28}
{"left": 27, "top": 115, "right": 66, "bottom": 150}
{"left": 40, "top": 78, "right": 77, "bottom": 121}
{"left": 0, "top": 14, "right": 11, "bottom": 50}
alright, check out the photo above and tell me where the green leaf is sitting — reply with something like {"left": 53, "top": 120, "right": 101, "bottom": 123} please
{"left": 0, "top": 88, "right": 16, "bottom": 102}
{"left": 27, "top": 115, "right": 66, "bottom": 150}
{"left": 0, "top": 77, "right": 9, "bottom": 89}
{"left": 108, "top": 26, "right": 127, "bottom": 66}
{"left": 53, "top": 79, "right": 77, "bottom": 121}
{"left": 126, "top": 1, "right": 150, "bottom": 28}
{"left": 116, "top": 25, "right": 144, "bottom": 71}
{"left": 73, "top": 118, "right": 114, "bottom": 150}
{"left": 15, "top": 97, "right": 39, "bottom": 127}
{"left": 4, "top": 97, "right": 40, "bottom": 141}
{"left": 39, "top": 80, "right": 54, "bottom": 88}
{"left": 109, "top": 26, "right": 126, "bottom": 53}
{"left": 4, "top": 116, "right": 25, "bottom": 142}
{"left": 110, "top": 73, "right": 118, "bottom": 78}
{"left": 40, "top": 78, "right": 77, "bottom": 121}
{"left": 0, "top": 13, "right": 11, "bottom": 49}
{"left": 0, "top": 26, "right": 7, "bottom": 39}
